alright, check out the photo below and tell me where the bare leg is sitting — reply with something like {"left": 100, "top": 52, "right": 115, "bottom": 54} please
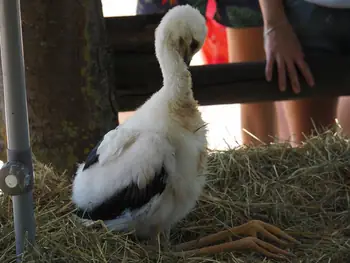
{"left": 337, "top": 96, "right": 350, "bottom": 136}
{"left": 276, "top": 101, "right": 291, "bottom": 142}
{"left": 226, "top": 27, "right": 266, "bottom": 63}
{"left": 226, "top": 27, "right": 279, "bottom": 145}
{"left": 283, "top": 97, "right": 338, "bottom": 146}
{"left": 173, "top": 220, "right": 298, "bottom": 259}
{"left": 240, "top": 102, "right": 277, "bottom": 145}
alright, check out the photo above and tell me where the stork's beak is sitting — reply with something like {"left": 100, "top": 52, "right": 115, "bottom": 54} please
{"left": 184, "top": 56, "right": 191, "bottom": 66}
{"left": 179, "top": 37, "right": 193, "bottom": 67}
{"left": 184, "top": 49, "right": 192, "bottom": 67}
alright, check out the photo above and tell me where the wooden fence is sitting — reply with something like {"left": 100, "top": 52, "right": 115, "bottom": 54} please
{"left": 106, "top": 14, "right": 350, "bottom": 112}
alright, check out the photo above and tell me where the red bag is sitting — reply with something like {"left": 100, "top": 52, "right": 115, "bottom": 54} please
{"left": 201, "top": 0, "right": 229, "bottom": 65}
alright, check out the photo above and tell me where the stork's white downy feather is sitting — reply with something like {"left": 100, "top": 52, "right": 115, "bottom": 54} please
{"left": 71, "top": 5, "right": 208, "bottom": 240}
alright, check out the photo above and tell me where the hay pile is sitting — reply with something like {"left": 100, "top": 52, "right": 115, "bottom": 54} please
{"left": 1, "top": 129, "right": 350, "bottom": 263}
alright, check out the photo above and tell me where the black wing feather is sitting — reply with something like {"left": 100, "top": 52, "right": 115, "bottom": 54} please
{"left": 82, "top": 139, "right": 103, "bottom": 171}
{"left": 75, "top": 166, "right": 168, "bottom": 221}
{"left": 82, "top": 127, "right": 119, "bottom": 172}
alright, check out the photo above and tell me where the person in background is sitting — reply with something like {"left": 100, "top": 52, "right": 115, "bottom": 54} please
{"left": 136, "top": 0, "right": 350, "bottom": 146}
{"left": 259, "top": 0, "right": 350, "bottom": 145}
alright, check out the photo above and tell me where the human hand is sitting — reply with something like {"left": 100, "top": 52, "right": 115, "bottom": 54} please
{"left": 263, "top": 20, "right": 315, "bottom": 93}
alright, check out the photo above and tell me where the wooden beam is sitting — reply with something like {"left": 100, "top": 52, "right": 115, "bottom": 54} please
{"left": 105, "top": 14, "right": 162, "bottom": 53}
{"left": 105, "top": 15, "right": 350, "bottom": 111}
{"left": 113, "top": 53, "right": 350, "bottom": 112}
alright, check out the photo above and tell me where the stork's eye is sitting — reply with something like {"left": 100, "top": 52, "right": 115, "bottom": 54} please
{"left": 190, "top": 39, "right": 199, "bottom": 53}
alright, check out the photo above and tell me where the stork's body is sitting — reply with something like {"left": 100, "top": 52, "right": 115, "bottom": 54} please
{"left": 72, "top": 5, "right": 299, "bottom": 259}
{"left": 72, "top": 94, "right": 207, "bottom": 238}
{"left": 71, "top": 5, "right": 208, "bottom": 240}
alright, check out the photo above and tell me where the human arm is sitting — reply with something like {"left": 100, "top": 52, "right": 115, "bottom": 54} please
{"left": 258, "top": 0, "right": 315, "bottom": 93}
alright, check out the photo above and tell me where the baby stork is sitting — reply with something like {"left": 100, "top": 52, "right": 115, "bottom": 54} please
{"left": 71, "top": 5, "right": 298, "bottom": 260}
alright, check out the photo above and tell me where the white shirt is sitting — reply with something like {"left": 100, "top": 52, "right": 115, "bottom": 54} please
{"left": 304, "top": 0, "right": 350, "bottom": 8}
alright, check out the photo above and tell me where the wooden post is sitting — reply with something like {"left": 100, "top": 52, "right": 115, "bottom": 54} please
{"left": 0, "top": 0, "right": 116, "bottom": 173}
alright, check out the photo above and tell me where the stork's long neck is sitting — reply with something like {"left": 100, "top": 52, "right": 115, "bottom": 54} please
{"left": 156, "top": 42, "right": 194, "bottom": 101}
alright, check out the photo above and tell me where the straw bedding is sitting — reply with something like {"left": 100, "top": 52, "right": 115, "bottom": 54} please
{"left": 1, "top": 129, "right": 350, "bottom": 262}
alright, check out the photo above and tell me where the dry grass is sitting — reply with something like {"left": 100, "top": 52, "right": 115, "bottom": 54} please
{"left": 1, "top": 129, "right": 350, "bottom": 262}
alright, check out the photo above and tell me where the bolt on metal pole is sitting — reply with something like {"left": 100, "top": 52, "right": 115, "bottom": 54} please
{"left": 0, "top": 0, "right": 36, "bottom": 261}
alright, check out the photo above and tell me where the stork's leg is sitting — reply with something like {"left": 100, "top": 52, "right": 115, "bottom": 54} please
{"left": 173, "top": 236, "right": 295, "bottom": 259}
{"left": 173, "top": 220, "right": 299, "bottom": 259}
{"left": 148, "top": 234, "right": 160, "bottom": 247}
{"left": 161, "top": 228, "right": 172, "bottom": 251}
{"left": 147, "top": 227, "right": 171, "bottom": 251}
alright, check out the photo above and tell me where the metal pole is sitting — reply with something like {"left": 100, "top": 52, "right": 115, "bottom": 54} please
{"left": 0, "top": 0, "right": 36, "bottom": 261}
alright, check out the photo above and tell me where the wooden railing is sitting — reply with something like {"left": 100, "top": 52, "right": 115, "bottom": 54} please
{"left": 105, "top": 14, "right": 350, "bottom": 112}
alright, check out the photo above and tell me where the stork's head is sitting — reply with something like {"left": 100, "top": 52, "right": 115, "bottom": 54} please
{"left": 155, "top": 5, "right": 207, "bottom": 67}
